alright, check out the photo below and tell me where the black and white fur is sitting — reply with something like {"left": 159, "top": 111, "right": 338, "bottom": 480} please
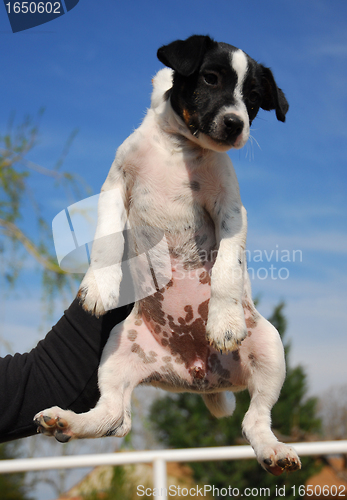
{"left": 35, "top": 36, "right": 300, "bottom": 475}
{"left": 157, "top": 35, "right": 288, "bottom": 152}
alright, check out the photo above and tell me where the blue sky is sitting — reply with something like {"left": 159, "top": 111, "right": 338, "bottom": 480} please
{"left": 1, "top": 0, "right": 347, "bottom": 403}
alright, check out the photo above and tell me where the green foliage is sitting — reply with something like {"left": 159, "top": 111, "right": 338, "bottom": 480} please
{"left": 149, "top": 303, "right": 322, "bottom": 499}
{"left": 0, "top": 442, "right": 32, "bottom": 500}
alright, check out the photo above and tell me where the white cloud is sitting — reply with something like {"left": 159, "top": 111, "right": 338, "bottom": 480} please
{"left": 309, "top": 42, "right": 347, "bottom": 59}
{"left": 248, "top": 229, "right": 347, "bottom": 255}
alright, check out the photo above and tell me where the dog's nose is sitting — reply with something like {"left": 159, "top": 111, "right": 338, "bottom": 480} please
{"left": 223, "top": 114, "right": 244, "bottom": 136}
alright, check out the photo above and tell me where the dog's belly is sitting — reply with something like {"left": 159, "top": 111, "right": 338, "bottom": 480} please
{"left": 141, "top": 255, "right": 212, "bottom": 361}
{"left": 128, "top": 227, "right": 248, "bottom": 393}
{"left": 132, "top": 273, "right": 249, "bottom": 392}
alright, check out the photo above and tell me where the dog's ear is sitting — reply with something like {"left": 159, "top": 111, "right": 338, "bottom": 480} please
{"left": 157, "top": 35, "right": 216, "bottom": 76}
{"left": 260, "top": 66, "right": 289, "bottom": 122}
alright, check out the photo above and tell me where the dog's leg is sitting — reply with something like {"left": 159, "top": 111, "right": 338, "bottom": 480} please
{"left": 34, "top": 389, "right": 133, "bottom": 442}
{"left": 34, "top": 329, "right": 135, "bottom": 441}
{"left": 202, "top": 392, "right": 236, "bottom": 418}
{"left": 206, "top": 187, "right": 248, "bottom": 352}
{"left": 34, "top": 312, "right": 151, "bottom": 441}
{"left": 241, "top": 291, "right": 301, "bottom": 474}
{"left": 78, "top": 159, "right": 128, "bottom": 316}
{"left": 242, "top": 376, "right": 301, "bottom": 474}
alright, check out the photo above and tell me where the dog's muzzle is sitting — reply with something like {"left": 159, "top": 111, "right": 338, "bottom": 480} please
{"left": 205, "top": 112, "right": 247, "bottom": 150}
{"left": 224, "top": 113, "right": 244, "bottom": 135}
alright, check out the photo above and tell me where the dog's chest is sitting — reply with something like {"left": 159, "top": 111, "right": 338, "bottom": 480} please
{"left": 127, "top": 139, "right": 219, "bottom": 282}
{"left": 126, "top": 136, "right": 219, "bottom": 283}
{"left": 129, "top": 151, "right": 208, "bottom": 227}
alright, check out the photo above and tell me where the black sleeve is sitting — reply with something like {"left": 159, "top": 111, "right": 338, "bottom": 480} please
{"left": 0, "top": 298, "right": 132, "bottom": 443}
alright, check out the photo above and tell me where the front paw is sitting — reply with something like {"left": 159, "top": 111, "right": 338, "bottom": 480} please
{"left": 206, "top": 301, "right": 247, "bottom": 353}
{"left": 78, "top": 267, "right": 121, "bottom": 316}
{"left": 34, "top": 407, "right": 73, "bottom": 443}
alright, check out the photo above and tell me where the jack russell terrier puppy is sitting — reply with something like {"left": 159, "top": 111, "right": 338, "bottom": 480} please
{"left": 35, "top": 35, "right": 300, "bottom": 475}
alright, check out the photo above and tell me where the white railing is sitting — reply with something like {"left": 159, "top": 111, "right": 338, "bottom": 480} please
{"left": 1, "top": 441, "right": 347, "bottom": 500}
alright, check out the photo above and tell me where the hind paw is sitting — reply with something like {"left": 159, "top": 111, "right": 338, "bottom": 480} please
{"left": 260, "top": 443, "right": 301, "bottom": 475}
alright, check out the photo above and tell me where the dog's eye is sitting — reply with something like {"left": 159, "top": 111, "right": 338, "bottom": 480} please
{"left": 203, "top": 72, "right": 219, "bottom": 86}
{"left": 248, "top": 90, "right": 260, "bottom": 104}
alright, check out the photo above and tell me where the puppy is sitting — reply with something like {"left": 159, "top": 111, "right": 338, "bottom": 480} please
{"left": 35, "top": 35, "right": 300, "bottom": 475}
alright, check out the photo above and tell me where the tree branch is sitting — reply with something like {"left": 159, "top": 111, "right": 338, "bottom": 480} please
{"left": 0, "top": 218, "right": 65, "bottom": 275}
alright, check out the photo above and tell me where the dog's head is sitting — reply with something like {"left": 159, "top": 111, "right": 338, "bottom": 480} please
{"left": 157, "top": 35, "right": 289, "bottom": 152}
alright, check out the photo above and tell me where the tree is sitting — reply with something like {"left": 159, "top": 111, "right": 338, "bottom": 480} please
{"left": 149, "top": 303, "right": 322, "bottom": 499}
{"left": 0, "top": 112, "right": 87, "bottom": 311}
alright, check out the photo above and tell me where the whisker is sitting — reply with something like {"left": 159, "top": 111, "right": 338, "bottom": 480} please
{"left": 249, "top": 133, "right": 261, "bottom": 151}
{"left": 245, "top": 138, "right": 254, "bottom": 161}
